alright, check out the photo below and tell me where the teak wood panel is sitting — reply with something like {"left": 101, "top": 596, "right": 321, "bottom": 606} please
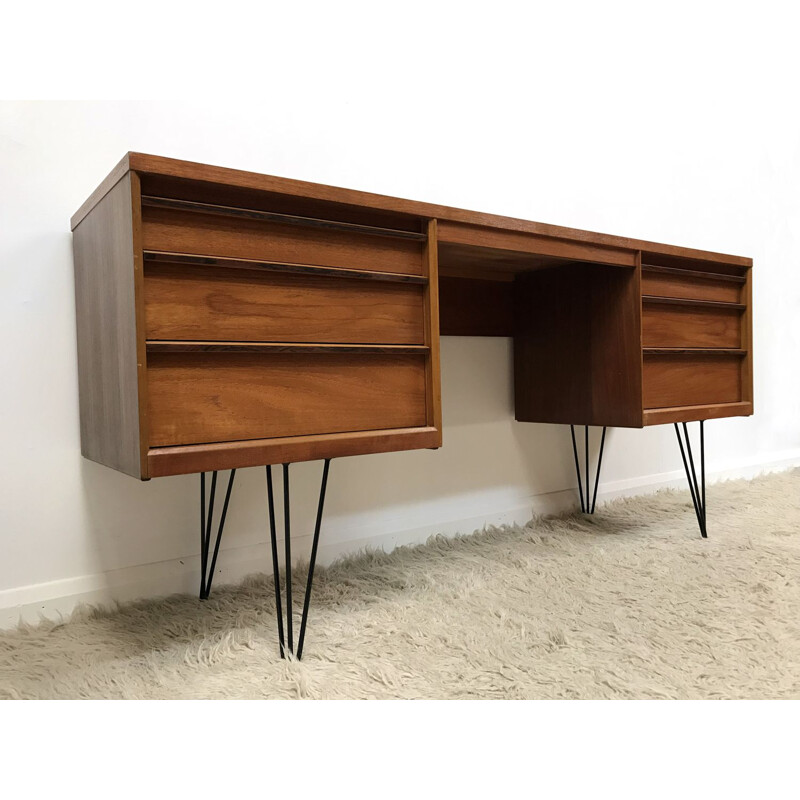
{"left": 141, "top": 206, "right": 425, "bottom": 276}
{"left": 641, "top": 267, "right": 743, "bottom": 303}
{"left": 147, "top": 352, "right": 428, "bottom": 447}
{"left": 514, "top": 263, "right": 643, "bottom": 428}
{"left": 144, "top": 262, "right": 425, "bottom": 344}
{"left": 642, "top": 302, "right": 742, "bottom": 349}
{"left": 72, "top": 173, "right": 146, "bottom": 478}
{"left": 643, "top": 353, "right": 742, "bottom": 409}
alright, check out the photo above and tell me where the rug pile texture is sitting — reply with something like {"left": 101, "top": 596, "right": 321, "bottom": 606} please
{"left": 1, "top": 470, "right": 799, "bottom": 699}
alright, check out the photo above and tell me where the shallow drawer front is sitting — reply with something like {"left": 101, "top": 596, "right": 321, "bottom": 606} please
{"left": 643, "top": 353, "right": 742, "bottom": 409}
{"left": 142, "top": 207, "right": 425, "bottom": 276}
{"left": 641, "top": 268, "right": 742, "bottom": 303}
{"left": 144, "top": 263, "right": 425, "bottom": 344}
{"left": 147, "top": 352, "right": 427, "bottom": 447}
{"left": 642, "top": 302, "right": 741, "bottom": 349}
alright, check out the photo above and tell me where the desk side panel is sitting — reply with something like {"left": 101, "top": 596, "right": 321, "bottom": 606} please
{"left": 72, "top": 173, "right": 145, "bottom": 478}
{"left": 423, "top": 219, "right": 442, "bottom": 441}
{"left": 741, "top": 266, "right": 754, "bottom": 409}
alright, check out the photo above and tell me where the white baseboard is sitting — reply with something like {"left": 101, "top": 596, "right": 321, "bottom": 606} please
{"left": 2, "top": 453, "right": 799, "bottom": 629}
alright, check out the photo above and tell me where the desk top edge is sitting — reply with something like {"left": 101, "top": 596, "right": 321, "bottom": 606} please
{"left": 70, "top": 151, "right": 752, "bottom": 268}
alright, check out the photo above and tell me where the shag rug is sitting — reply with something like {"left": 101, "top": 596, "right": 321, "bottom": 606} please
{"left": 2, "top": 470, "right": 799, "bottom": 700}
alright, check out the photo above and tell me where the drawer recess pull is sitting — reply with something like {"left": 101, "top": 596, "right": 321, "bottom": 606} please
{"left": 143, "top": 250, "right": 428, "bottom": 284}
{"left": 146, "top": 342, "right": 430, "bottom": 354}
{"left": 643, "top": 348, "right": 747, "bottom": 356}
{"left": 642, "top": 296, "right": 746, "bottom": 311}
{"left": 141, "top": 195, "right": 427, "bottom": 241}
{"left": 642, "top": 264, "right": 746, "bottom": 284}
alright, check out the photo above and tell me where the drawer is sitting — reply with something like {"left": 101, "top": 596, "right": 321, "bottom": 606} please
{"left": 641, "top": 266, "right": 743, "bottom": 303}
{"left": 643, "top": 353, "right": 742, "bottom": 409}
{"left": 144, "top": 260, "right": 425, "bottom": 344}
{"left": 147, "top": 351, "right": 428, "bottom": 447}
{"left": 642, "top": 300, "right": 742, "bottom": 348}
{"left": 142, "top": 205, "right": 425, "bottom": 276}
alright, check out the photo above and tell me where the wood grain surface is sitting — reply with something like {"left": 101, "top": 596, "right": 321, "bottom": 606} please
{"left": 641, "top": 265, "right": 743, "bottom": 303}
{"left": 72, "top": 173, "right": 144, "bottom": 477}
{"left": 643, "top": 353, "right": 742, "bottom": 409}
{"left": 514, "top": 263, "right": 642, "bottom": 427}
{"left": 642, "top": 301, "right": 743, "bottom": 349}
{"left": 144, "top": 263, "right": 425, "bottom": 344}
{"left": 147, "top": 352, "right": 428, "bottom": 447}
{"left": 142, "top": 206, "right": 425, "bottom": 275}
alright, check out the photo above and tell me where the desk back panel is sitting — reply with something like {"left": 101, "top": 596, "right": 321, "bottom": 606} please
{"left": 514, "top": 263, "right": 643, "bottom": 428}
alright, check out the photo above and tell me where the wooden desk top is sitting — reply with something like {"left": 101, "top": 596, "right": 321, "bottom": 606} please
{"left": 71, "top": 152, "right": 751, "bottom": 269}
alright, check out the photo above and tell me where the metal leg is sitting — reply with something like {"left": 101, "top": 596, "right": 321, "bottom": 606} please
{"left": 199, "top": 469, "right": 237, "bottom": 599}
{"left": 297, "top": 458, "right": 331, "bottom": 660}
{"left": 590, "top": 426, "right": 607, "bottom": 515}
{"left": 569, "top": 425, "right": 607, "bottom": 514}
{"left": 283, "top": 463, "right": 293, "bottom": 654}
{"left": 674, "top": 421, "right": 708, "bottom": 538}
{"left": 266, "top": 459, "right": 332, "bottom": 660}
{"left": 584, "top": 426, "right": 590, "bottom": 513}
{"left": 570, "top": 426, "right": 585, "bottom": 513}
{"left": 266, "top": 466, "right": 285, "bottom": 658}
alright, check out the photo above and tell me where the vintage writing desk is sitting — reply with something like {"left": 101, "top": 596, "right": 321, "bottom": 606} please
{"left": 71, "top": 153, "right": 753, "bottom": 658}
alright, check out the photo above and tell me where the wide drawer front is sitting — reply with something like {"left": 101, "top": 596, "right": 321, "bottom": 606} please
{"left": 142, "top": 206, "right": 425, "bottom": 276}
{"left": 641, "top": 267, "right": 742, "bottom": 303}
{"left": 147, "top": 352, "right": 428, "bottom": 447}
{"left": 643, "top": 353, "right": 742, "bottom": 409}
{"left": 144, "top": 261, "right": 425, "bottom": 344}
{"left": 642, "top": 301, "right": 742, "bottom": 349}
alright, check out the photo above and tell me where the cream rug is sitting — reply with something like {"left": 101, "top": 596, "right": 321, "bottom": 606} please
{"left": 2, "top": 470, "right": 799, "bottom": 700}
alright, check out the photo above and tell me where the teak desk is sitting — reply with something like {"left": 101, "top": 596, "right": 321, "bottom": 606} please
{"left": 72, "top": 153, "right": 753, "bottom": 658}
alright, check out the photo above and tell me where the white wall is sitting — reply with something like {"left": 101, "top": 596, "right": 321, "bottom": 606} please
{"left": 1, "top": 4, "right": 799, "bottom": 623}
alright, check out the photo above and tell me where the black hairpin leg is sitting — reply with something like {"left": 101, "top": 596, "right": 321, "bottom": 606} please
{"left": 199, "top": 469, "right": 237, "bottom": 599}
{"left": 570, "top": 425, "right": 607, "bottom": 514}
{"left": 266, "top": 459, "right": 332, "bottom": 660}
{"left": 674, "top": 421, "right": 707, "bottom": 538}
